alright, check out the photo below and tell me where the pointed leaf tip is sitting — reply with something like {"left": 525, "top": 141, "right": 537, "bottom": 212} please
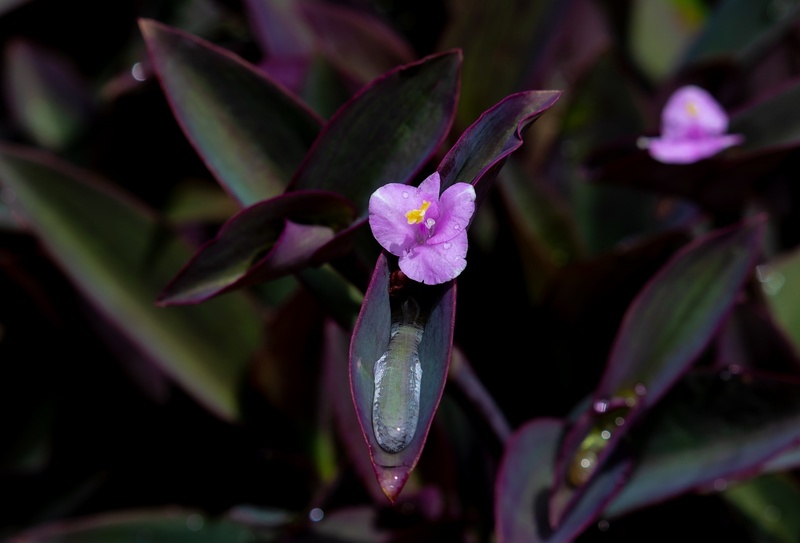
{"left": 377, "top": 466, "right": 410, "bottom": 503}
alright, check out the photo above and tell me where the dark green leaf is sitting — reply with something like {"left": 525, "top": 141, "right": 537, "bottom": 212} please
{"left": 605, "top": 371, "right": 800, "bottom": 518}
{"left": 139, "top": 18, "right": 323, "bottom": 206}
{"left": 0, "top": 144, "right": 263, "bottom": 421}
{"left": 289, "top": 50, "right": 461, "bottom": 217}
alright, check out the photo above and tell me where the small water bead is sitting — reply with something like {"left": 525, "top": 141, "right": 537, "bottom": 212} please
{"left": 454, "top": 223, "right": 460, "bottom": 230}
{"left": 567, "top": 450, "right": 598, "bottom": 487}
{"left": 600, "top": 430, "right": 611, "bottom": 440}
{"left": 402, "top": 191, "right": 409, "bottom": 199}
{"left": 634, "top": 383, "right": 647, "bottom": 397}
{"left": 593, "top": 399, "right": 609, "bottom": 414}
{"left": 443, "top": 242, "right": 451, "bottom": 250}
{"left": 309, "top": 508, "right": 324, "bottom": 522}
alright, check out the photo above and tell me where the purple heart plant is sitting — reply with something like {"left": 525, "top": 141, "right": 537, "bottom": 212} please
{"left": 5, "top": 2, "right": 800, "bottom": 543}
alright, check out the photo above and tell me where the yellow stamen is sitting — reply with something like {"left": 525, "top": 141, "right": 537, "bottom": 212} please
{"left": 685, "top": 100, "right": 698, "bottom": 117}
{"left": 405, "top": 200, "right": 430, "bottom": 224}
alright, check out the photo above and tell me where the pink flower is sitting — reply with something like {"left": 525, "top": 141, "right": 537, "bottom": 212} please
{"left": 643, "top": 85, "right": 743, "bottom": 164}
{"left": 368, "top": 172, "right": 476, "bottom": 285}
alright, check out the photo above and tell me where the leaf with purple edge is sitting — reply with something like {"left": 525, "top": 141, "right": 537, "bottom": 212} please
{"left": 139, "top": 18, "right": 323, "bottom": 207}
{"left": 349, "top": 253, "right": 456, "bottom": 502}
{"left": 495, "top": 418, "right": 633, "bottom": 543}
{"left": 0, "top": 143, "right": 263, "bottom": 422}
{"left": 549, "top": 215, "right": 766, "bottom": 526}
{"left": 438, "top": 90, "right": 562, "bottom": 209}
{"left": 156, "top": 190, "right": 355, "bottom": 305}
{"left": 603, "top": 370, "right": 800, "bottom": 519}
{"left": 289, "top": 50, "right": 462, "bottom": 217}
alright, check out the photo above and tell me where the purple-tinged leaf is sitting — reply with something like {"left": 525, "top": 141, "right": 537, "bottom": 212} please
{"left": 159, "top": 49, "right": 459, "bottom": 303}
{"left": 495, "top": 418, "right": 633, "bottom": 543}
{"left": 604, "top": 370, "right": 800, "bottom": 518}
{"left": 0, "top": 143, "right": 263, "bottom": 422}
{"left": 598, "top": 214, "right": 765, "bottom": 405}
{"left": 156, "top": 190, "right": 355, "bottom": 305}
{"left": 3, "top": 38, "right": 95, "bottom": 151}
{"left": 438, "top": 90, "right": 562, "bottom": 209}
{"left": 549, "top": 215, "right": 765, "bottom": 526}
{"left": 289, "top": 50, "right": 461, "bottom": 217}
{"left": 139, "top": 18, "right": 323, "bottom": 207}
{"left": 8, "top": 507, "right": 260, "bottom": 541}
{"left": 298, "top": 0, "right": 416, "bottom": 85}
{"left": 349, "top": 253, "right": 456, "bottom": 502}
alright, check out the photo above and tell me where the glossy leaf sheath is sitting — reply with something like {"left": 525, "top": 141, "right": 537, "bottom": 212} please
{"left": 349, "top": 254, "right": 456, "bottom": 502}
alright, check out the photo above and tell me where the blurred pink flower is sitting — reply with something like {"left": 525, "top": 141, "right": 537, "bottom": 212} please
{"left": 643, "top": 85, "right": 743, "bottom": 164}
{"left": 368, "top": 172, "right": 475, "bottom": 285}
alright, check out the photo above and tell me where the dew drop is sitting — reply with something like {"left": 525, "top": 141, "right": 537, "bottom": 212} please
{"left": 614, "top": 416, "right": 625, "bottom": 427}
{"left": 568, "top": 451, "right": 598, "bottom": 487}
{"left": 454, "top": 223, "right": 461, "bottom": 230}
{"left": 597, "top": 519, "right": 610, "bottom": 532}
{"left": 600, "top": 430, "right": 611, "bottom": 440}
{"left": 309, "top": 508, "right": 324, "bottom": 522}
{"left": 593, "top": 399, "right": 609, "bottom": 413}
{"left": 402, "top": 191, "right": 409, "bottom": 199}
{"left": 131, "top": 61, "right": 147, "bottom": 82}
{"left": 443, "top": 242, "right": 451, "bottom": 249}
{"left": 634, "top": 383, "right": 647, "bottom": 397}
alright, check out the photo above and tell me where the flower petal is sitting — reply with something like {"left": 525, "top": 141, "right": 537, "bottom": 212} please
{"left": 417, "top": 171, "right": 441, "bottom": 199}
{"left": 661, "top": 85, "right": 729, "bottom": 140}
{"left": 369, "top": 182, "right": 420, "bottom": 255}
{"left": 428, "top": 181, "right": 475, "bottom": 245}
{"left": 647, "top": 133, "right": 744, "bottom": 164}
{"left": 398, "top": 230, "right": 469, "bottom": 284}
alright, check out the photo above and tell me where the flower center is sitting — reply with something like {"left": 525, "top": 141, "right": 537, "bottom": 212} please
{"left": 685, "top": 100, "right": 698, "bottom": 117}
{"left": 405, "top": 200, "right": 431, "bottom": 225}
